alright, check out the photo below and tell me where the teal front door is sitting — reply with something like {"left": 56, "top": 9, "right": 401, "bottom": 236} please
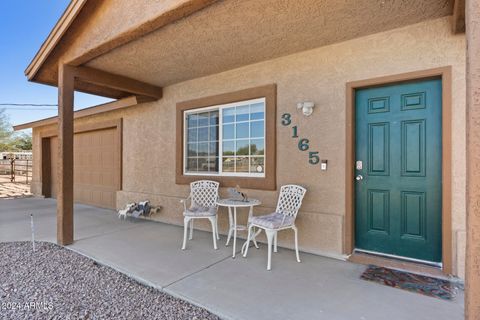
{"left": 355, "top": 79, "right": 442, "bottom": 263}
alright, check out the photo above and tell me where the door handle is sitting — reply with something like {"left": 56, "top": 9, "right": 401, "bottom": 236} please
{"left": 355, "top": 174, "right": 363, "bottom": 181}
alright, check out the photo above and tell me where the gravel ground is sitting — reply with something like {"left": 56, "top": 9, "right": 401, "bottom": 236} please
{"left": 0, "top": 242, "right": 220, "bottom": 320}
{"left": 0, "top": 181, "right": 31, "bottom": 199}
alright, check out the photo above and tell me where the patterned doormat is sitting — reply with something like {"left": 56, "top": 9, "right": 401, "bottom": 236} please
{"left": 360, "top": 265, "right": 461, "bottom": 300}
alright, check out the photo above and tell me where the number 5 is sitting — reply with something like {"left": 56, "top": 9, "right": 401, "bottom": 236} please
{"left": 309, "top": 151, "right": 320, "bottom": 165}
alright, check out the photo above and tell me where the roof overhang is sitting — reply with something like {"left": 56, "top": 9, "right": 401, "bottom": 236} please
{"left": 25, "top": 0, "right": 219, "bottom": 99}
{"left": 25, "top": 0, "right": 87, "bottom": 80}
{"left": 25, "top": 0, "right": 463, "bottom": 99}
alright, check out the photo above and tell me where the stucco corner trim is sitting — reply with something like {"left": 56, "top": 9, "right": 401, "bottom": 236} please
{"left": 175, "top": 84, "right": 277, "bottom": 190}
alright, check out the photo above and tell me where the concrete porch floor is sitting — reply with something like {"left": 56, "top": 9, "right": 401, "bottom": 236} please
{"left": 0, "top": 198, "right": 464, "bottom": 320}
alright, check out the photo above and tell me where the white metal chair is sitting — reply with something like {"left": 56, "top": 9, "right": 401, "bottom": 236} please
{"left": 181, "top": 180, "right": 220, "bottom": 250}
{"left": 243, "top": 184, "right": 306, "bottom": 270}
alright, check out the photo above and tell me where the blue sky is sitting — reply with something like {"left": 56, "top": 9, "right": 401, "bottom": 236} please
{"left": 0, "top": 1, "right": 111, "bottom": 131}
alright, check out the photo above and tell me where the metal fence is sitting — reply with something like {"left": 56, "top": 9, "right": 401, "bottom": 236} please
{"left": 0, "top": 159, "right": 33, "bottom": 184}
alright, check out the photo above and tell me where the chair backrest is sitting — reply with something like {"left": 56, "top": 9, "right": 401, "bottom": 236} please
{"left": 275, "top": 184, "right": 307, "bottom": 218}
{"left": 190, "top": 180, "right": 220, "bottom": 209}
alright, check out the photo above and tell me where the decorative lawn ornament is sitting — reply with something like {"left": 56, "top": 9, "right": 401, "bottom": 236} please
{"left": 118, "top": 202, "right": 137, "bottom": 220}
{"left": 118, "top": 201, "right": 160, "bottom": 219}
{"left": 228, "top": 185, "right": 248, "bottom": 202}
{"left": 149, "top": 206, "right": 162, "bottom": 216}
{"left": 131, "top": 200, "right": 151, "bottom": 218}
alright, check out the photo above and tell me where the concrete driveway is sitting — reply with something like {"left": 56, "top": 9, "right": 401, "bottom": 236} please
{"left": 0, "top": 198, "right": 465, "bottom": 320}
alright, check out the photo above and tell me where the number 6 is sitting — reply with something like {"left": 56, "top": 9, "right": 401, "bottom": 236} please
{"left": 298, "top": 138, "right": 309, "bottom": 151}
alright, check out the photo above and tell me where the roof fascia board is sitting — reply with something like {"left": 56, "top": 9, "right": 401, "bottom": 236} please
{"left": 25, "top": 0, "right": 88, "bottom": 80}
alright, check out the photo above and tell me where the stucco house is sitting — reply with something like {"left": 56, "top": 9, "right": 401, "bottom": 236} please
{"left": 13, "top": 0, "right": 480, "bottom": 315}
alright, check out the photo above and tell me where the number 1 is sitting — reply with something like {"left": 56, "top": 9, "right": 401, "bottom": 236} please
{"left": 292, "top": 126, "right": 298, "bottom": 138}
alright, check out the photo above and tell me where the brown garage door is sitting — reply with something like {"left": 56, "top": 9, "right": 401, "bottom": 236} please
{"left": 49, "top": 127, "right": 121, "bottom": 209}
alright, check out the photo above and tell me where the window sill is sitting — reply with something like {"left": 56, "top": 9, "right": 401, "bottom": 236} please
{"left": 175, "top": 174, "right": 276, "bottom": 190}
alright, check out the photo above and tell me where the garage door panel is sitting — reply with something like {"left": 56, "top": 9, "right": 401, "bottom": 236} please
{"left": 48, "top": 127, "right": 120, "bottom": 209}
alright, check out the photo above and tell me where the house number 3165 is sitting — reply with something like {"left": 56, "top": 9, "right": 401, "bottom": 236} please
{"left": 281, "top": 113, "right": 320, "bottom": 165}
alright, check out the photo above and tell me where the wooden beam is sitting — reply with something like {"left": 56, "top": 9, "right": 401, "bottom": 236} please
{"left": 453, "top": 0, "right": 466, "bottom": 34}
{"left": 74, "top": 66, "right": 163, "bottom": 99}
{"left": 57, "top": 64, "right": 75, "bottom": 246}
{"left": 465, "top": 0, "right": 480, "bottom": 318}
{"left": 13, "top": 96, "right": 153, "bottom": 131}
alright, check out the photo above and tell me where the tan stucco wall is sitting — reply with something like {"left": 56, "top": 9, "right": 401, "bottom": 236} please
{"left": 31, "top": 17, "right": 467, "bottom": 277}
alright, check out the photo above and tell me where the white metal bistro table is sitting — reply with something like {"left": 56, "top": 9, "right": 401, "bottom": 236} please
{"left": 217, "top": 198, "right": 261, "bottom": 258}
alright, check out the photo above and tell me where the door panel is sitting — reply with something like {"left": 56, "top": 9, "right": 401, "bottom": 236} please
{"left": 368, "top": 123, "right": 389, "bottom": 175}
{"left": 48, "top": 127, "right": 120, "bottom": 209}
{"left": 355, "top": 79, "right": 442, "bottom": 262}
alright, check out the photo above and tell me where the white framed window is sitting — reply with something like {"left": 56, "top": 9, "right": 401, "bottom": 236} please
{"left": 183, "top": 97, "right": 266, "bottom": 177}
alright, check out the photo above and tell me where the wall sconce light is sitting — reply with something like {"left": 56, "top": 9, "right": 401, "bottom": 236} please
{"left": 297, "top": 101, "right": 315, "bottom": 117}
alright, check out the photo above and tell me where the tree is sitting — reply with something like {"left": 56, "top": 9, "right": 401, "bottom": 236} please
{"left": 0, "top": 109, "right": 13, "bottom": 151}
{"left": 8, "top": 133, "right": 32, "bottom": 151}
{"left": 0, "top": 109, "right": 32, "bottom": 151}
{"left": 0, "top": 109, "right": 12, "bottom": 139}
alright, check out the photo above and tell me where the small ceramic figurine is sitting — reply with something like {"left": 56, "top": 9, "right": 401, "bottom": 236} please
{"left": 118, "top": 202, "right": 136, "bottom": 220}
{"left": 228, "top": 185, "right": 248, "bottom": 202}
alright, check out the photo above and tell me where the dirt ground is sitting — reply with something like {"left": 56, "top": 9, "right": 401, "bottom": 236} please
{"left": 0, "top": 175, "right": 32, "bottom": 199}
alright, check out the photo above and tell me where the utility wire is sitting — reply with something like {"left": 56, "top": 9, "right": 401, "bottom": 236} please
{"left": 0, "top": 108, "right": 58, "bottom": 110}
{"left": 0, "top": 103, "right": 58, "bottom": 107}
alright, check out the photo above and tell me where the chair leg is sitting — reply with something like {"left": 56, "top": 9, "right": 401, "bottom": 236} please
{"left": 182, "top": 217, "right": 190, "bottom": 250}
{"left": 216, "top": 217, "right": 220, "bottom": 240}
{"left": 189, "top": 219, "right": 194, "bottom": 240}
{"left": 243, "top": 225, "right": 253, "bottom": 258}
{"left": 265, "top": 229, "right": 275, "bottom": 270}
{"left": 274, "top": 232, "right": 278, "bottom": 253}
{"left": 252, "top": 230, "right": 259, "bottom": 249}
{"left": 293, "top": 226, "right": 301, "bottom": 263}
{"left": 208, "top": 216, "right": 218, "bottom": 250}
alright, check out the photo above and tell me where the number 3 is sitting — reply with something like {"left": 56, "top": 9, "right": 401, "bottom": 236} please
{"left": 281, "top": 113, "right": 292, "bottom": 126}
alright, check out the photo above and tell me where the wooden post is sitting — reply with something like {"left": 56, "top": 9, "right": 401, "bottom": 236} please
{"left": 465, "top": 0, "right": 480, "bottom": 318}
{"left": 57, "top": 64, "right": 75, "bottom": 245}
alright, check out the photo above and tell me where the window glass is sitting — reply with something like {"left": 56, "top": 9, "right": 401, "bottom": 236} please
{"left": 250, "top": 139, "right": 264, "bottom": 155}
{"left": 185, "top": 111, "right": 219, "bottom": 173}
{"left": 236, "top": 122, "right": 249, "bottom": 139}
{"left": 250, "top": 121, "right": 264, "bottom": 138}
{"left": 250, "top": 103, "right": 264, "bottom": 120}
{"left": 236, "top": 139, "right": 249, "bottom": 155}
{"left": 223, "top": 124, "right": 234, "bottom": 139}
{"left": 222, "top": 141, "right": 235, "bottom": 156}
{"left": 223, "top": 108, "right": 235, "bottom": 123}
{"left": 235, "top": 105, "right": 250, "bottom": 122}
{"left": 222, "top": 157, "right": 235, "bottom": 172}
{"left": 185, "top": 98, "right": 265, "bottom": 176}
